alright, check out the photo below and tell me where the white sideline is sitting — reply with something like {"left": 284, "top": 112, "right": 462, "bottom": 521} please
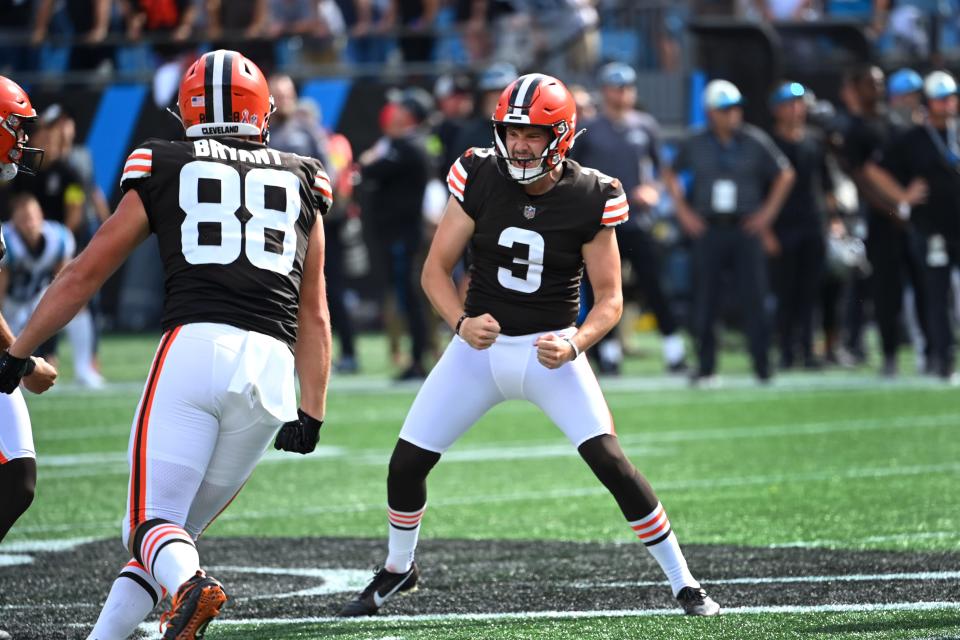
{"left": 134, "top": 600, "right": 960, "bottom": 638}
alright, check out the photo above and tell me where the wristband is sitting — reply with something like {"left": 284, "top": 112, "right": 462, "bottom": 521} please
{"left": 298, "top": 408, "right": 324, "bottom": 430}
{"left": 896, "top": 201, "right": 911, "bottom": 221}
{"left": 455, "top": 314, "right": 468, "bottom": 335}
{"left": 562, "top": 336, "right": 581, "bottom": 359}
{"left": 24, "top": 357, "right": 36, "bottom": 376}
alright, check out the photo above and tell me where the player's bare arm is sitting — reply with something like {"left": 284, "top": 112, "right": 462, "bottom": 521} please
{"left": 294, "top": 219, "right": 332, "bottom": 420}
{"left": 421, "top": 196, "right": 501, "bottom": 349}
{"left": 7, "top": 189, "right": 150, "bottom": 360}
{"left": 535, "top": 227, "right": 623, "bottom": 369}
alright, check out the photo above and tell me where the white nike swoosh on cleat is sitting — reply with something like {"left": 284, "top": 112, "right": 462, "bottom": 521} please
{"left": 372, "top": 572, "right": 413, "bottom": 608}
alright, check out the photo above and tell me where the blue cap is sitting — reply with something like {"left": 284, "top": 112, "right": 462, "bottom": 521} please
{"left": 477, "top": 63, "right": 518, "bottom": 92}
{"left": 599, "top": 62, "right": 637, "bottom": 87}
{"left": 888, "top": 69, "right": 923, "bottom": 97}
{"left": 770, "top": 82, "right": 806, "bottom": 107}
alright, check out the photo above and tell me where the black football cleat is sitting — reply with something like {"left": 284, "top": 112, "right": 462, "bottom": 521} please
{"left": 338, "top": 563, "right": 420, "bottom": 616}
{"left": 160, "top": 570, "right": 228, "bottom": 639}
{"left": 676, "top": 586, "right": 720, "bottom": 616}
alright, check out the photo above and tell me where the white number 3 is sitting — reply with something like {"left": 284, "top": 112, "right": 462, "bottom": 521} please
{"left": 497, "top": 227, "right": 545, "bottom": 293}
{"left": 178, "top": 161, "right": 301, "bottom": 274}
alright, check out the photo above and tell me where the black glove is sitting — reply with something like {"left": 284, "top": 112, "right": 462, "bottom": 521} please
{"left": 273, "top": 408, "right": 324, "bottom": 454}
{"left": 0, "top": 351, "right": 33, "bottom": 394}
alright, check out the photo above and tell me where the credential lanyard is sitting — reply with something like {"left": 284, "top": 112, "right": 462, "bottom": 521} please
{"left": 925, "top": 118, "right": 960, "bottom": 171}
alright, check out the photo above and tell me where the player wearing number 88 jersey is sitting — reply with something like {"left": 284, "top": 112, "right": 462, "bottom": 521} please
{"left": 340, "top": 74, "right": 719, "bottom": 620}
{"left": 0, "top": 50, "right": 334, "bottom": 640}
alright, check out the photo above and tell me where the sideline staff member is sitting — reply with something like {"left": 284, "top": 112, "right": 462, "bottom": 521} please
{"left": 880, "top": 71, "right": 960, "bottom": 381}
{"left": 664, "top": 80, "right": 795, "bottom": 382}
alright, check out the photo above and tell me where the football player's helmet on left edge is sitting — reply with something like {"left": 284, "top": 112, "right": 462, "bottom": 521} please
{"left": 0, "top": 75, "right": 43, "bottom": 182}
{"left": 170, "top": 49, "right": 276, "bottom": 143}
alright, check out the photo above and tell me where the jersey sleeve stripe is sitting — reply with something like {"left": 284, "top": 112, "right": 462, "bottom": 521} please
{"left": 602, "top": 212, "right": 629, "bottom": 226}
{"left": 123, "top": 164, "right": 152, "bottom": 173}
{"left": 447, "top": 176, "right": 465, "bottom": 202}
{"left": 447, "top": 170, "right": 466, "bottom": 193}
{"left": 311, "top": 185, "right": 333, "bottom": 199}
{"left": 602, "top": 203, "right": 629, "bottom": 219}
{"left": 603, "top": 194, "right": 627, "bottom": 210}
{"left": 121, "top": 170, "right": 150, "bottom": 183}
{"left": 451, "top": 158, "right": 468, "bottom": 182}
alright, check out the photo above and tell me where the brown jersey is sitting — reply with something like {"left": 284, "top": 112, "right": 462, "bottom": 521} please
{"left": 120, "top": 137, "right": 332, "bottom": 348}
{"left": 446, "top": 148, "right": 628, "bottom": 335}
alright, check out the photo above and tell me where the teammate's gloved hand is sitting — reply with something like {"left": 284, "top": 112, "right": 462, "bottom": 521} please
{"left": 0, "top": 350, "right": 33, "bottom": 394}
{"left": 274, "top": 409, "right": 324, "bottom": 454}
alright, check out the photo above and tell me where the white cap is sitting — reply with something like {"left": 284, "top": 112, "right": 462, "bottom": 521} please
{"left": 924, "top": 70, "right": 957, "bottom": 100}
{"left": 704, "top": 79, "right": 743, "bottom": 110}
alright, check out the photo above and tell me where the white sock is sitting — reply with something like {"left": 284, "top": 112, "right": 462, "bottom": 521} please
{"left": 87, "top": 559, "right": 165, "bottom": 640}
{"left": 138, "top": 523, "right": 199, "bottom": 595}
{"left": 66, "top": 307, "right": 96, "bottom": 377}
{"left": 385, "top": 504, "right": 426, "bottom": 573}
{"left": 663, "top": 333, "right": 686, "bottom": 365}
{"left": 628, "top": 504, "right": 698, "bottom": 597}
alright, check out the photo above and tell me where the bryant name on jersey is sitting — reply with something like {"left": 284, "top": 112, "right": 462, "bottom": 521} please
{"left": 447, "top": 147, "right": 628, "bottom": 336}
{"left": 120, "top": 137, "right": 332, "bottom": 348}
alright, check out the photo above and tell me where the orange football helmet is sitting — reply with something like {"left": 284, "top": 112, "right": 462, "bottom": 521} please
{"left": 492, "top": 73, "right": 580, "bottom": 183}
{"left": 0, "top": 75, "right": 43, "bottom": 181}
{"left": 176, "top": 50, "right": 274, "bottom": 141}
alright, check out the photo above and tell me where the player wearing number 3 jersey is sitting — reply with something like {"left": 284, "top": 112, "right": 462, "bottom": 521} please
{"left": 340, "top": 74, "right": 719, "bottom": 618}
{"left": 0, "top": 51, "right": 333, "bottom": 639}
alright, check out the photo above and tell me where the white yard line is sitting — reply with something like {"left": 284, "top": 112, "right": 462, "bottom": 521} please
{"left": 573, "top": 570, "right": 960, "bottom": 589}
{"left": 132, "top": 599, "right": 960, "bottom": 638}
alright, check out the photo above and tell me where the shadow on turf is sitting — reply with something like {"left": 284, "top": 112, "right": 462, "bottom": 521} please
{"left": 806, "top": 617, "right": 960, "bottom": 635}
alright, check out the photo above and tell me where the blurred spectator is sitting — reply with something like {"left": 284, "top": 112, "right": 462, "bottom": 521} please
{"left": 453, "top": 62, "right": 516, "bottom": 154}
{"left": 267, "top": 0, "right": 324, "bottom": 38}
{"left": 768, "top": 82, "right": 833, "bottom": 370}
{"left": 358, "top": 88, "right": 434, "bottom": 379}
{"left": 206, "top": 0, "right": 274, "bottom": 71}
{"left": 664, "top": 80, "right": 795, "bottom": 383}
{"left": 824, "top": 0, "right": 890, "bottom": 37}
{"left": 32, "top": 0, "right": 114, "bottom": 72}
{"left": 120, "top": 0, "right": 198, "bottom": 51}
{"left": 268, "top": 73, "right": 360, "bottom": 372}
{"left": 888, "top": 68, "right": 925, "bottom": 127}
{"left": 0, "top": 192, "right": 102, "bottom": 386}
{"left": 432, "top": 72, "right": 474, "bottom": 179}
{"left": 454, "top": 0, "right": 517, "bottom": 62}
{"left": 572, "top": 62, "right": 688, "bottom": 374}
{"left": 344, "top": 0, "right": 396, "bottom": 65}
{"left": 746, "top": 0, "right": 820, "bottom": 20}
{"left": 394, "top": 0, "right": 439, "bottom": 62}
{"left": 569, "top": 83, "right": 597, "bottom": 122}
{"left": 0, "top": 0, "right": 37, "bottom": 73}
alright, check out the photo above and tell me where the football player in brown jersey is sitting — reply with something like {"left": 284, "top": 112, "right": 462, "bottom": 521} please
{"left": 340, "top": 74, "right": 719, "bottom": 619}
{"left": 0, "top": 73, "right": 58, "bottom": 640}
{"left": 0, "top": 51, "right": 333, "bottom": 639}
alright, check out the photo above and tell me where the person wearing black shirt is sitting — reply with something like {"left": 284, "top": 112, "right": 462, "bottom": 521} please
{"left": 880, "top": 71, "right": 960, "bottom": 381}
{"left": 768, "top": 82, "right": 833, "bottom": 370}
{"left": 359, "top": 88, "right": 434, "bottom": 379}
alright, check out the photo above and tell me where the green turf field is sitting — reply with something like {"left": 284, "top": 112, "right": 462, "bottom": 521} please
{"left": 2, "top": 331, "right": 959, "bottom": 639}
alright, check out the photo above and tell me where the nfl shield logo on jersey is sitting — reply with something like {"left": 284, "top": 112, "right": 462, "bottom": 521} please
{"left": 523, "top": 205, "right": 537, "bottom": 220}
